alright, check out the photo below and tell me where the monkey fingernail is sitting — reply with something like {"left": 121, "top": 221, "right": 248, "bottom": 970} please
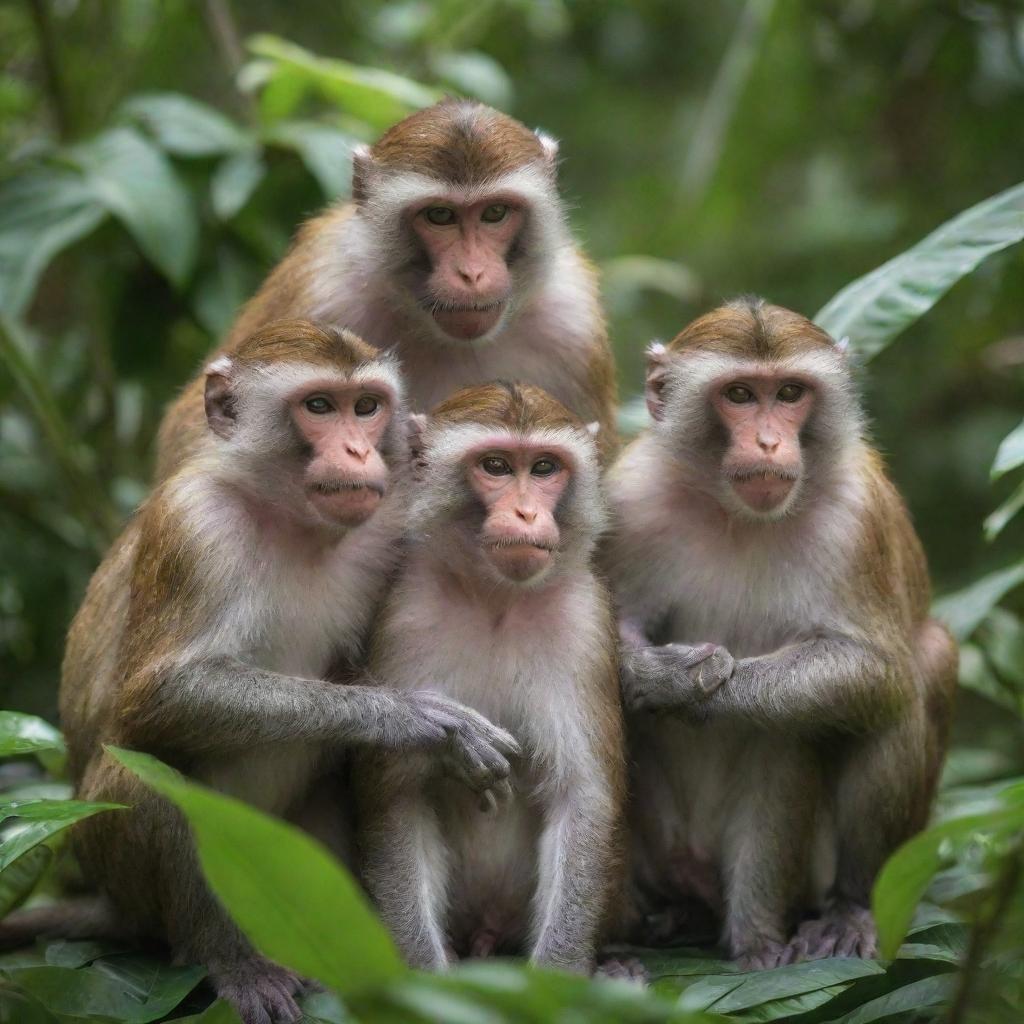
{"left": 480, "top": 789, "right": 498, "bottom": 813}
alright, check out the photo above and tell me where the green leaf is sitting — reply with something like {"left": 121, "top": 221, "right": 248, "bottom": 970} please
{"left": 247, "top": 35, "right": 439, "bottom": 129}
{"left": 815, "top": 180, "right": 1024, "bottom": 360}
{"left": 70, "top": 126, "right": 199, "bottom": 286}
{"left": 985, "top": 477, "right": 1024, "bottom": 541}
{"left": 121, "top": 92, "right": 249, "bottom": 156}
{"left": 3, "top": 955, "right": 204, "bottom": 1023}
{"left": 678, "top": 960, "right": 882, "bottom": 1015}
{"left": 956, "top": 644, "right": 1020, "bottom": 713}
{"left": 933, "top": 561, "right": 1024, "bottom": 642}
{"left": 210, "top": 149, "right": 266, "bottom": 220}
{"left": 873, "top": 792, "right": 1024, "bottom": 957}
{"left": 266, "top": 121, "right": 357, "bottom": 199}
{"left": 822, "top": 973, "right": 956, "bottom": 1023}
{"left": 0, "top": 169, "right": 106, "bottom": 317}
{"left": 991, "top": 419, "right": 1024, "bottom": 480}
{"left": 0, "top": 797, "right": 124, "bottom": 872}
{"left": 429, "top": 51, "right": 513, "bottom": 109}
{"left": 0, "top": 987, "right": 57, "bottom": 1024}
{"left": 0, "top": 712, "right": 64, "bottom": 759}
{"left": 170, "top": 1001, "right": 242, "bottom": 1024}
{"left": 0, "top": 845, "right": 51, "bottom": 917}
{"left": 109, "top": 746, "right": 405, "bottom": 996}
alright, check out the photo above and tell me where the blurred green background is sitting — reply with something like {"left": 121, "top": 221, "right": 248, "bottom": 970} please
{"left": 1, "top": 0, "right": 1022, "bottom": 727}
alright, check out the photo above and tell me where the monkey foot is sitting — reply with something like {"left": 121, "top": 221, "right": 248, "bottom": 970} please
{"left": 735, "top": 939, "right": 797, "bottom": 972}
{"left": 211, "top": 956, "right": 306, "bottom": 1024}
{"left": 595, "top": 956, "right": 649, "bottom": 984}
{"left": 788, "top": 902, "right": 878, "bottom": 961}
{"left": 469, "top": 926, "right": 501, "bottom": 958}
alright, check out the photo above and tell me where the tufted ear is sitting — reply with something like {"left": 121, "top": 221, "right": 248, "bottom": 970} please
{"left": 644, "top": 342, "right": 672, "bottom": 422}
{"left": 350, "top": 144, "right": 377, "bottom": 204}
{"left": 535, "top": 130, "right": 559, "bottom": 173}
{"left": 204, "top": 357, "right": 237, "bottom": 439}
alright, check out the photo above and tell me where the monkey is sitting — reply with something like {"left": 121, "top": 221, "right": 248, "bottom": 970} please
{"left": 602, "top": 298, "right": 958, "bottom": 968}
{"left": 353, "top": 382, "right": 629, "bottom": 977}
{"left": 1, "top": 321, "right": 519, "bottom": 1024}
{"left": 156, "top": 99, "right": 617, "bottom": 479}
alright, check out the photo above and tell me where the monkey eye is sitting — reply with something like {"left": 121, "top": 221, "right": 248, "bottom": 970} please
{"left": 725, "top": 385, "right": 754, "bottom": 404}
{"left": 424, "top": 207, "right": 456, "bottom": 226}
{"left": 481, "top": 203, "right": 509, "bottom": 223}
{"left": 531, "top": 457, "right": 559, "bottom": 477}
{"left": 777, "top": 383, "right": 805, "bottom": 403}
{"left": 304, "top": 395, "right": 334, "bottom": 414}
{"left": 354, "top": 395, "right": 380, "bottom": 417}
{"left": 480, "top": 455, "right": 512, "bottom": 476}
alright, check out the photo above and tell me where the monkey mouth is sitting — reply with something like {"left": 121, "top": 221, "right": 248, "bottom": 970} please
{"left": 485, "top": 538, "right": 557, "bottom": 582}
{"left": 726, "top": 466, "right": 800, "bottom": 515}
{"left": 307, "top": 479, "right": 385, "bottom": 526}
{"left": 427, "top": 298, "right": 507, "bottom": 341}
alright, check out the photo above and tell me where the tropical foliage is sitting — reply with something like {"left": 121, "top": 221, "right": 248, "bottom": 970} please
{"left": 1, "top": 2, "right": 1022, "bottom": 1021}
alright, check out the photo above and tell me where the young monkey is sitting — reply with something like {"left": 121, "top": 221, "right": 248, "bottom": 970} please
{"left": 604, "top": 299, "right": 957, "bottom": 968}
{"left": 2, "top": 321, "right": 517, "bottom": 1024}
{"left": 356, "top": 383, "right": 626, "bottom": 975}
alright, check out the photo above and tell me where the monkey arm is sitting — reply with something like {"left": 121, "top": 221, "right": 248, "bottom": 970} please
{"left": 120, "top": 656, "right": 518, "bottom": 781}
{"left": 705, "top": 636, "right": 906, "bottom": 734}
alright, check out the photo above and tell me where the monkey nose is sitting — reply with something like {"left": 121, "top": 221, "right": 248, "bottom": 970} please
{"left": 516, "top": 507, "right": 538, "bottom": 524}
{"left": 458, "top": 266, "right": 485, "bottom": 286}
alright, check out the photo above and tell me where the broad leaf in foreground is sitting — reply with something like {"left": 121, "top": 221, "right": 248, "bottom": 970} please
{"left": 0, "top": 712, "right": 65, "bottom": 760}
{"left": 109, "top": 746, "right": 404, "bottom": 997}
{"left": 0, "top": 797, "right": 124, "bottom": 872}
{"left": 121, "top": 92, "right": 249, "bottom": 157}
{"left": 815, "top": 180, "right": 1024, "bottom": 360}
{"left": 933, "top": 561, "right": 1024, "bottom": 642}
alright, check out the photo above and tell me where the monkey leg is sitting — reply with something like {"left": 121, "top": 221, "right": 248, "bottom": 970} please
{"left": 357, "top": 763, "right": 453, "bottom": 970}
{"left": 76, "top": 757, "right": 307, "bottom": 1024}
{"left": 721, "top": 738, "right": 821, "bottom": 970}
{"left": 792, "top": 621, "right": 956, "bottom": 962}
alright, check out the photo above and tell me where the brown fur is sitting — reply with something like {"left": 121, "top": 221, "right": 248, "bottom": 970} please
{"left": 430, "top": 381, "right": 583, "bottom": 434}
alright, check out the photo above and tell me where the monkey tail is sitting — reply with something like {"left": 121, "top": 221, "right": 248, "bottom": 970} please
{"left": 0, "top": 896, "right": 124, "bottom": 950}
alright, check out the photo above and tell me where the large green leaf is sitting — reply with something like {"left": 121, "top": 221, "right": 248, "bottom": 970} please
{"left": 815, "top": 181, "right": 1024, "bottom": 360}
{"left": 0, "top": 712, "right": 64, "bottom": 759}
{"left": 985, "top": 478, "right": 1024, "bottom": 542}
{"left": 822, "top": 973, "right": 956, "bottom": 1023}
{"left": 991, "top": 419, "right": 1024, "bottom": 480}
{"left": 69, "top": 127, "right": 199, "bottom": 286}
{"left": 0, "top": 169, "right": 106, "bottom": 317}
{"left": 933, "top": 561, "right": 1024, "bottom": 642}
{"left": 121, "top": 92, "right": 249, "bottom": 157}
{"left": 210, "top": 149, "right": 266, "bottom": 220}
{"left": 247, "top": 35, "right": 439, "bottom": 129}
{"left": 0, "top": 797, "right": 124, "bottom": 871}
{"left": 872, "top": 785, "right": 1024, "bottom": 958}
{"left": 109, "top": 747, "right": 405, "bottom": 997}
{"left": 2, "top": 955, "right": 204, "bottom": 1023}
{"left": 0, "top": 845, "right": 51, "bottom": 917}
{"left": 677, "top": 959, "right": 882, "bottom": 1016}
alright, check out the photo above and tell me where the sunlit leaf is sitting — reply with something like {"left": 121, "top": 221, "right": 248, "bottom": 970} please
{"left": 815, "top": 180, "right": 1024, "bottom": 360}
{"left": 121, "top": 92, "right": 249, "bottom": 156}
{"left": 0, "top": 169, "right": 106, "bottom": 317}
{"left": 247, "top": 35, "right": 439, "bottom": 129}
{"left": 991, "top": 419, "right": 1024, "bottom": 480}
{"left": 110, "top": 747, "right": 405, "bottom": 996}
{"left": 0, "top": 712, "right": 64, "bottom": 759}
{"left": 2, "top": 956, "right": 204, "bottom": 1023}
{"left": 210, "top": 148, "right": 266, "bottom": 220}
{"left": 430, "top": 51, "right": 514, "bottom": 109}
{"left": 70, "top": 127, "right": 199, "bottom": 286}
{"left": 933, "top": 561, "right": 1024, "bottom": 641}
{"left": 266, "top": 121, "right": 356, "bottom": 199}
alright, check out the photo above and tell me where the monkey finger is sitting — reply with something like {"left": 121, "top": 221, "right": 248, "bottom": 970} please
{"left": 666, "top": 642, "right": 719, "bottom": 668}
{"left": 479, "top": 788, "right": 498, "bottom": 813}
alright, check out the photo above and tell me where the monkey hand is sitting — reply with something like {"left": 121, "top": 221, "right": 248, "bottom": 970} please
{"left": 622, "top": 642, "right": 735, "bottom": 720}
{"left": 403, "top": 691, "right": 520, "bottom": 806}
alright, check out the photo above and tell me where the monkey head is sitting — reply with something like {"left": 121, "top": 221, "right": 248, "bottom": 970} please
{"left": 408, "top": 382, "right": 605, "bottom": 586}
{"left": 352, "top": 99, "right": 564, "bottom": 345}
{"left": 201, "top": 319, "right": 407, "bottom": 531}
{"left": 645, "top": 298, "right": 863, "bottom": 522}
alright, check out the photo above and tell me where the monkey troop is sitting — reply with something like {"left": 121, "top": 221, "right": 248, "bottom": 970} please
{"left": 1, "top": 101, "right": 956, "bottom": 1024}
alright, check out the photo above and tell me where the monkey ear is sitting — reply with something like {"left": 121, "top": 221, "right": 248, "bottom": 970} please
{"left": 535, "top": 131, "right": 559, "bottom": 171}
{"left": 204, "top": 359, "right": 237, "bottom": 439}
{"left": 406, "top": 413, "right": 429, "bottom": 474}
{"left": 585, "top": 421, "right": 600, "bottom": 438}
{"left": 644, "top": 342, "right": 671, "bottom": 422}
{"left": 351, "top": 144, "right": 375, "bottom": 204}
